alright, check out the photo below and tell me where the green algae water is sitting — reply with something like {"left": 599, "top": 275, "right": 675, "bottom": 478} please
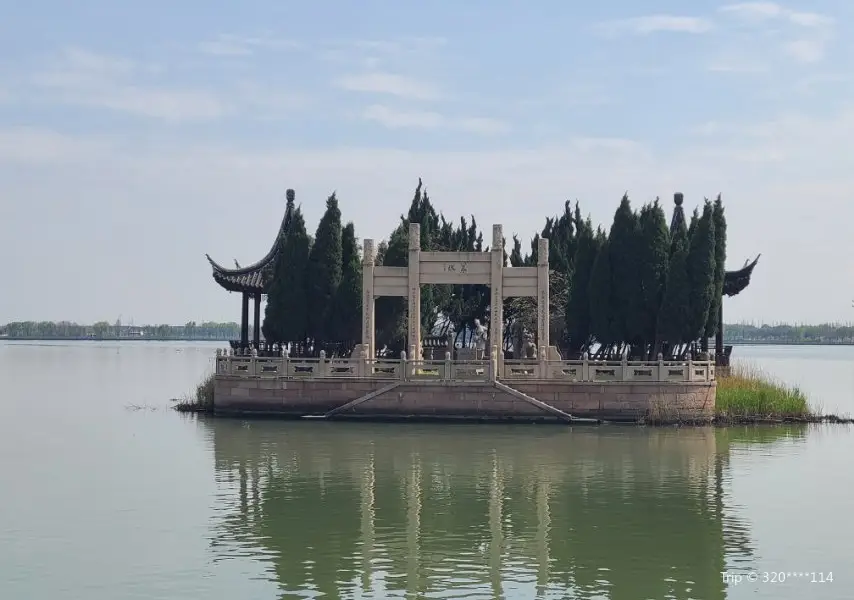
{"left": 1, "top": 341, "right": 853, "bottom": 599}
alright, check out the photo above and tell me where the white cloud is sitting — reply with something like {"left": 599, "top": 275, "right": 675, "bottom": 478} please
{"left": 30, "top": 47, "right": 228, "bottom": 121}
{"left": 784, "top": 38, "right": 826, "bottom": 63}
{"left": 197, "top": 34, "right": 301, "bottom": 56}
{"left": 362, "top": 105, "right": 445, "bottom": 129}
{"left": 457, "top": 117, "right": 511, "bottom": 135}
{"left": 24, "top": 47, "right": 307, "bottom": 121}
{"left": 709, "top": 3, "right": 835, "bottom": 69}
{"left": 335, "top": 72, "right": 442, "bottom": 101}
{"left": 719, "top": 3, "right": 833, "bottom": 27}
{"left": 361, "top": 105, "right": 509, "bottom": 134}
{"left": 0, "top": 127, "right": 113, "bottom": 163}
{"left": 598, "top": 15, "right": 713, "bottom": 36}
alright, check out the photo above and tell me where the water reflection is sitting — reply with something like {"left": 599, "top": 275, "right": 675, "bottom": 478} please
{"left": 206, "top": 421, "right": 805, "bottom": 599}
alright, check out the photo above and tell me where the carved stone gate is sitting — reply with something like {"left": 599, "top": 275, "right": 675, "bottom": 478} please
{"left": 358, "top": 223, "right": 551, "bottom": 374}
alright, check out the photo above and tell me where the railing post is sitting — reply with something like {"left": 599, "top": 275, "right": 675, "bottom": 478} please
{"left": 582, "top": 351, "right": 589, "bottom": 382}
{"left": 621, "top": 351, "right": 628, "bottom": 381}
{"left": 318, "top": 350, "right": 327, "bottom": 378}
{"left": 282, "top": 346, "right": 289, "bottom": 378}
{"left": 400, "top": 350, "right": 408, "bottom": 381}
{"left": 445, "top": 351, "right": 452, "bottom": 381}
{"left": 706, "top": 358, "right": 711, "bottom": 382}
{"left": 539, "top": 345, "right": 547, "bottom": 379}
{"left": 490, "top": 345, "right": 498, "bottom": 382}
{"left": 250, "top": 347, "right": 258, "bottom": 377}
{"left": 687, "top": 357, "right": 693, "bottom": 381}
{"left": 657, "top": 353, "right": 664, "bottom": 382}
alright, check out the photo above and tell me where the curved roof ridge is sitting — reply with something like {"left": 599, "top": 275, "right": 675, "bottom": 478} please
{"left": 206, "top": 189, "right": 295, "bottom": 277}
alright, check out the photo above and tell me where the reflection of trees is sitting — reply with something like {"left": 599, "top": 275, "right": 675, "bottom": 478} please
{"left": 208, "top": 421, "right": 803, "bottom": 599}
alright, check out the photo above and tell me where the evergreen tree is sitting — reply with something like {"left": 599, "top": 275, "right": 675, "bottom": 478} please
{"left": 685, "top": 201, "right": 716, "bottom": 342}
{"left": 274, "top": 207, "right": 312, "bottom": 344}
{"left": 261, "top": 193, "right": 295, "bottom": 343}
{"left": 687, "top": 207, "right": 699, "bottom": 240}
{"left": 588, "top": 233, "right": 613, "bottom": 351}
{"left": 406, "top": 181, "right": 441, "bottom": 336}
{"left": 508, "top": 236, "right": 524, "bottom": 267}
{"left": 704, "top": 195, "right": 727, "bottom": 340}
{"left": 306, "top": 194, "right": 343, "bottom": 345}
{"left": 657, "top": 224, "right": 690, "bottom": 350}
{"left": 328, "top": 222, "right": 362, "bottom": 354}
{"left": 608, "top": 194, "right": 643, "bottom": 345}
{"left": 375, "top": 224, "right": 407, "bottom": 354}
{"left": 565, "top": 210, "right": 597, "bottom": 354}
{"left": 637, "top": 200, "right": 670, "bottom": 356}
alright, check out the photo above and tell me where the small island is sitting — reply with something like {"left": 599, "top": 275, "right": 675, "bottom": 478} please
{"left": 188, "top": 183, "right": 802, "bottom": 425}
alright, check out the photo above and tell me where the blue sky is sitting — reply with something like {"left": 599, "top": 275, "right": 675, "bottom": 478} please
{"left": 1, "top": 0, "right": 852, "bottom": 325}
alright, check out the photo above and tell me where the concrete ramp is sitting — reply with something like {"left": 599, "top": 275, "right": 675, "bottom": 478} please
{"left": 494, "top": 381, "right": 600, "bottom": 424}
{"left": 322, "top": 381, "right": 402, "bottom": 418}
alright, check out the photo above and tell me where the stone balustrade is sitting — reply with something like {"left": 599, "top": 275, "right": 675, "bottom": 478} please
{"left": 215, "top": 348, "right": 715, "bottom": 383}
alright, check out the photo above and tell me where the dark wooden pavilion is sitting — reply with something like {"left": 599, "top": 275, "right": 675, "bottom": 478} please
{"left": 669, "top": 193, "right": 759, "bottom": 364}
{"left": 206, "top": 189, "right": 295, "bottom": 349}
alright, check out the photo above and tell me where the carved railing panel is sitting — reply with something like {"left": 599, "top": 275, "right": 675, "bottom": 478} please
{"left": 213, "top": 354, "right": 715, "bottom": 383}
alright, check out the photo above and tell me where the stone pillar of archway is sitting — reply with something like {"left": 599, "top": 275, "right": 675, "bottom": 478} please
{"left": 537, "top": 237, "right": 550, "bottom": 352}
{"left": 490, "top": 224, "right": 504, "bottom": 377}
{"left": 408, "top": 223, "right": 422, "bottom": 359}
{"left": 361, "top": 239, "right": 376, "bottom": 358}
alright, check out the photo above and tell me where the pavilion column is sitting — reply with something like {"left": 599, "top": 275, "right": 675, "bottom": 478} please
{"left": 715, "top": 301, "right": 724, "bottom": 363}
{"left": 253, "top": 293, "right": 261, "bottom": 348}
{"left": 490, "top": 224, "right": 504, "bottom": 378}
{"left": 362, "top": 239, "right": 376, "bottom": 358}
{"left": 408, "top": 223, "right": 421, "bottom": 359}
{"left": 240, "top": 292, "right": 249, "bottom": 347}
{"left": 537, "top": 237, "right": 550, "bottom": 352}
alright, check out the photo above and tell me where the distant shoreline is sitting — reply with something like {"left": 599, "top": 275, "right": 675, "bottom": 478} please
{"left": 4, "top": 336, "right": 854, "bottom": 346}
{"left": 0, "top": 336, "right": 228, "bottom": 342}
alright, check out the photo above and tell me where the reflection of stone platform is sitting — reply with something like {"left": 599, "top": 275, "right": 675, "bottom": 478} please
{"left": 213, "top": 364, "right": 716, "bottom": 423}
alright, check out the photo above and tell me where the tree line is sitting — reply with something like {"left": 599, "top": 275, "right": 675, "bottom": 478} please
{"left": 261, "top": 181, "right": 727, "bottom": 360}
{"left": 8, "top": 321, "right": 854, "bottom": 346}
{"left": 724, "top": 323, "right": 854, "bottom": 343}
{"left": 0, "top": 321, "right": 240, "bottom": 340}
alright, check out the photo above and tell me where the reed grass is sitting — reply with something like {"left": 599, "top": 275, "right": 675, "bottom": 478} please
{"left": 716, "top": 362, "right": 812, "bottom": 421}
{"left": 172, "top": 371, "right": 215, "bottom": 413}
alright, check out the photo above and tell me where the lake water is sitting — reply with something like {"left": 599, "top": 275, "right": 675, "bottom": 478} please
{"left": 1, "top": 341, "right": 853, "bottom": 600}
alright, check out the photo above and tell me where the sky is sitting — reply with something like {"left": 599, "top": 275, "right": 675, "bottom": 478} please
{"left": 1, "top": 0, "right": 852, "bottom": 325}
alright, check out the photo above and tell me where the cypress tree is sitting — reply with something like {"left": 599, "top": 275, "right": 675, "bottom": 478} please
{"left": 261, "top": 193, "right": 295, "bottom": 343}
{"left": 306, "top": 194, "right": 343, "bottom": 345}
{"left": 657, "top": 224, "right": 690, "bottom": 350}
{"left": 687, "top": 207, "right": 699, "bottom": 240}
{"left": 637, "top": 200, "right": 670, "bottom": 356}
{"left": 565, "top": 211, "right": 597, "bottom": 354}
{"left": 375, "top": 224, "right": 407, "bottom": 354}
{"left": 328, "top": 222, "right": 362, "bottom": 354}
{"left": 608, "top": 194, "right": 643, "bottom": 345}
{"left": 685, "top": 201, "right": 716, "bottom": 342}
{"left": 509, "top": 236, "right": 524, "bottom": 264}
{"left": 275, "top": 207, "right": 311, "bottom": 344}
{"left": 588, "top": 232, "right": 613, "bottom": 351}
{"left": 704, "top": 195, "right": 727, "bottom": 340}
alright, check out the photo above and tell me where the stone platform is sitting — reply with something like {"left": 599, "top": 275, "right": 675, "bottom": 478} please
{"left": 212, "top": 353, "right": 716, "bottom": 424}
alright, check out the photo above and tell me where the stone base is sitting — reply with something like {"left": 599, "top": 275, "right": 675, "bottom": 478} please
{"left": 213, "top": 377, "right": 715, "bottom": 424}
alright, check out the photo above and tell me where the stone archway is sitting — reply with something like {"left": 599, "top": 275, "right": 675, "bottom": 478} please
{"left": 359, "top": 222, "right": 551, "bottom": 372}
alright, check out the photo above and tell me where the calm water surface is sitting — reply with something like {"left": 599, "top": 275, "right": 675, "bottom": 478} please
{"left": 1, "top": 341, "right": 853, "bottom": 599}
